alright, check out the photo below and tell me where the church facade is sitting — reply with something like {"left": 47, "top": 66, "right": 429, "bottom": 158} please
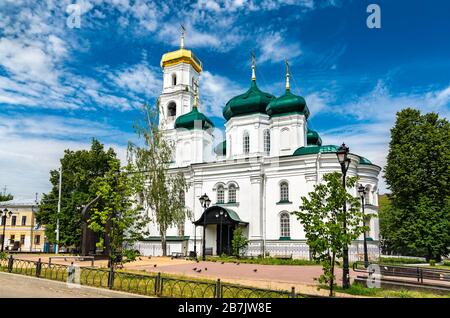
{"left": 135, "top": 36, "right": 381, "bottom": 261}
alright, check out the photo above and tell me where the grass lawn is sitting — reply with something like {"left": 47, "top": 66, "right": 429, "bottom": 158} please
{"left": 205, "top": 256, "right": 317, "bottom": 266}
{"left": 329, "top": 283, "right": 450, "bottom": 298}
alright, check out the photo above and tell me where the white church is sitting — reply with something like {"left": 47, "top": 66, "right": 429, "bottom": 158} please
{"left": 135, "top": 33, "right": 381, "bottom": 261}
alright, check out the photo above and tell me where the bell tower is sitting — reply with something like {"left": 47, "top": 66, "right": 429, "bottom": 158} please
{"left": 159, "top": 26, "right": 203, "bottom": 130}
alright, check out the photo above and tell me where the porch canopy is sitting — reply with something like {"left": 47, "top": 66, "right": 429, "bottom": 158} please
{"left": 193, "top": 206, "right": 248, "bottom": 226}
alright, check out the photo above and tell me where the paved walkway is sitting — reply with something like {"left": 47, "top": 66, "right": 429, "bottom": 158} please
{"left": 0, "top": 272, "right": 148, "bottom": 298}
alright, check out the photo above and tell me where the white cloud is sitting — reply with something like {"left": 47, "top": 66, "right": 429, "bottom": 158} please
{"left": 0, "top": 114, "right": 129, "bottom": 199}
{"left": 200, "top": 71, "right": 245, "bottom": 118}
{"left": 258, "top": 32, "right": 302, "bottom": 64}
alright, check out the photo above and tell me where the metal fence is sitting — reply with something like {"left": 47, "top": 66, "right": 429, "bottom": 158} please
{"left": 0, "top": 256, "right": 318, "bottom": 298}
{"left": 353, "top": 261, "right": 450, "bottom": 284}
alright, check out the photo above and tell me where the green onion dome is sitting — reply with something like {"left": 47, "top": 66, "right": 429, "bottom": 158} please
{"left": 223, "top": 80, "right": 275, "bottom": 121}
{"left": 293, "top": 145, "right": 339, "bottom": 156}
{"left": 214, "top": 140, "right": 226, "bottom": 156}
{"left": 266, "top": 89, "right": 310, "bottom": 118}
{"left": 306, "top": 128, "right": 322, "bottom": 146}
{"left": 174, "top": 107, "right": 214, "bottom": 130}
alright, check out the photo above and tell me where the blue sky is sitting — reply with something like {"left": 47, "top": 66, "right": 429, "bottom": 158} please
{"left": 0, "top": 0, "right": 449, "bottom": 198}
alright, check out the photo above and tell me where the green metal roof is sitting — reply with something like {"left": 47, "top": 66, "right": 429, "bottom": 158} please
{"left": 223, "top": 80, "right": 275, "bottom": 121}
{"left": 306, "top": 128, "right": 322, "bottom": 146}
{"left": 359, "top": 156, "right": 372, "bottom": 165}
{"left": 266, "top": 89, "right": 310, "bottom": 118}
{"left": 293, "top": 145, "right": 339, "bottom": 156}
{"left": 223, "top": 207, "right": 247, "bottom": 224}
{"left": 214, "top": 140, "right": 226, "bottom": 156}
{"left": 174, "top": 107, "right": 214, "bottom": 130}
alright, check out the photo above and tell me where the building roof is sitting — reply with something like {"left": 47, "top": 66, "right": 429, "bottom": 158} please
{"left": 266, "top": 89, "right": 310, "bottom": 118}
{"left": 160, "top": 48, "right": 202, "bottom": 73}
{"left": 293, "top": 145, "right": 339, "bottom": 156}
{"left": 223, "top": 80, "right": 275, "bottom": 121}
{"left": 174, "top": 107, "right": 214, "bottom": 130}
{"left": 0, "top": 198, "right": 39, "bottom": 207}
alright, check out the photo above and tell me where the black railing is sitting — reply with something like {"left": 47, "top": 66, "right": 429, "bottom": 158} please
{"left": 0, "top": 256, "right": 319, "bottom": 298}
{"left": 353, "top": 261, "right": 450, "bottom": 284}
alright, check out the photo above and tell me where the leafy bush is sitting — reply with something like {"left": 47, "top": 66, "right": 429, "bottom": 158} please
{"left": 231, "top": 227, "right": 248, "bottom": 258}
{"left": 379, "top": 256, "right": 427, "bottom": 265}
{"left": 0, "top": 252, "right": 8, "bottom": 260}
{"left": 429, "top": 259, "right": 436, "bottom": 266}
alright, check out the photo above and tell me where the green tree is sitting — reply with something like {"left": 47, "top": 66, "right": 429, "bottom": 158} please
{"left": 37, "top": 139, "right": 118, "bottom": 248}
{"left": 0, "top": 191, "right": 13, "bottom": 202}
{"left": 127, "top": 103, "right": 190, "bottom": 256}
{"left": 293, "top": 172, "right": 365, "bottom": 296}
{"left": 88, "top": 159, "right": 149, "bottom": 266}
{"left": 383, "top": 108, "right": 450, "bottom": 260}
{"left": 231, "top": 227, "right": 248, "bottom": 258}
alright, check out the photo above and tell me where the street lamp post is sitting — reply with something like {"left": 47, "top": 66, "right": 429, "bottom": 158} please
{"left": 199, "top": 193, "right": 211, "bottom": 261}
{"left": 336, "top": 143, "right": 351, "bottom": 289}
{"left": 1, "top": 208, "right": 13, "bottom": 252}
{"left": 358, "top": 184, "right": 369, "bottom": 268}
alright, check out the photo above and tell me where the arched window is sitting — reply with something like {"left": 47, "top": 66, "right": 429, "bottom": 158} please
{"left": 217, "top": 186, "right": 225, "bottom": 204}
{"left": 263, "top": 129, "right": 270, "bottom": 155}
{"left": 243, "top": 131, "right": 250, "bottom": 154}
{"left": 171, "top": 73, "right": 177, "bottom": 86}
{"left": 167, "top": 102, "right": 176, "bottom": 117}
{"left": 228, "top": 184, "right": 237, "bottom": 203}
{"left": 280, "top": 182, "right": 289, "bottom": 202}
{"left": 280, "top": 212, "right": 290, "bottom": 238}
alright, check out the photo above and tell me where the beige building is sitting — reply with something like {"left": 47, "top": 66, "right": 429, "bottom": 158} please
{"left": 0, "top": 199, "right": 46, "bottom": 252}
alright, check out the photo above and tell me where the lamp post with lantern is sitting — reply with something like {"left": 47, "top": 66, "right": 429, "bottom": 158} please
{"left": 198, "top": 193, "right": 211, "bottom": 261}
{"left": 1, "top": 208, "right": 13, "bottom": 252}
{"left": 336, "top": 143, "right": 351, "bottom": 289}
{"left": 358, "top": 184, "right": 369, "bottom": 268}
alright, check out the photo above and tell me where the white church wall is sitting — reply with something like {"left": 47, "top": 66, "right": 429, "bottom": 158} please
{"left": 225, "top": 114, "right": 270, "bottom": 158}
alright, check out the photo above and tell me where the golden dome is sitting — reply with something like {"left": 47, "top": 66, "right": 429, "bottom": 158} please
{"left": 160, "top": 48, "right": 203, "bottom": 73}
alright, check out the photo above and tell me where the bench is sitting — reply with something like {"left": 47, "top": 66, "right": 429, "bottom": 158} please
{"left": 205, "top": 248, "right": 213, "bottom": 256}
{"left": 171, "top": 252, "right": 184, "bottom": 259}
{"left": 49, "top": 256, "right": 95, "bottom": 267}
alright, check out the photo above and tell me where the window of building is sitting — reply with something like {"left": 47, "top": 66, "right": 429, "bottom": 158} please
{"left": 364, "top": 186, "right": 371, "bottom": 204}
{"left": 10, "top": 235, "right": 15, "bottom": 243}
{"left": 21, "top": 215, "right": 27, "bottom": 226}
{"left": 34, "top": 235, "right": 41, "bottom": 245}
{"left": 228, "top": 184, "right": 237, "bottom": 203}
{"left": 280, "top": 212, "right": 290, "bottom": 238}
{"left": 280, "top": 182, "right": 289, "bottom": 202}
{"left": 243, "top": 131, "right": 250, "bottom": 154}
{"left": 167, "top": 102, "right": 177, "bottom": 117}
{"left": 20, "top": 235, "right": 25, "bottom": 245}
{"left": 11, "top": 216, "right": 16, "bottom": 226}
{"left": 172, "top": 73, "right": 177, "bottom": 86}
{"left": 217, "top": 186, "right": 225, "bottom": 204}
{"left": 264, "top": 129, "right": 270, "bottom": 155}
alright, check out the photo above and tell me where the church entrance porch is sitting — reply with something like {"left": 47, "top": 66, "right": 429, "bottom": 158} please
{"left": 193, "top": 206, "right": 248, "bottom": 257}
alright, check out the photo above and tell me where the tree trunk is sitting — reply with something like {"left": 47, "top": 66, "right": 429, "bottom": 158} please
{"left": 330, "top": 252, "right": 335, "bottom": 297}
{"left": 160, "top": 230, "right": 167, "bottom": 256}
